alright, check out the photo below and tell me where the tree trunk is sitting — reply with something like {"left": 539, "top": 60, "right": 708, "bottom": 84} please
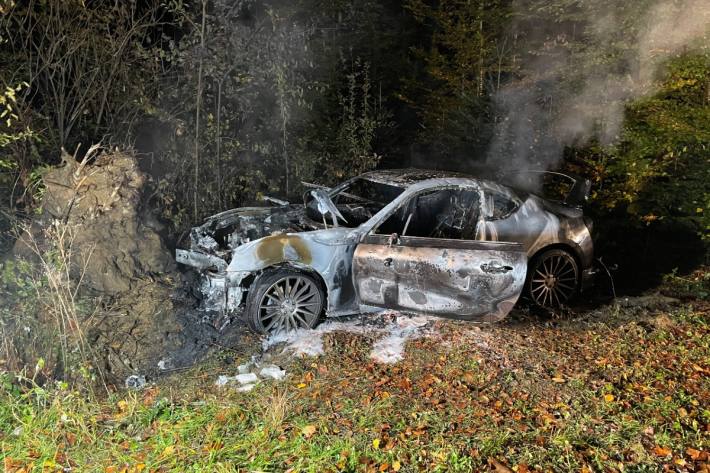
{"left": 193, "top": 0, "right": 207, "bottom": 220}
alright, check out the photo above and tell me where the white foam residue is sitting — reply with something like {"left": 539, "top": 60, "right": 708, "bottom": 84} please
{"left": 215, "top": 375, "right": 235, "bottom": 386}
{"left": 262, "top": 318, "right": 372, "bottom": 356}
{"left": 370, "top": 315, "right": 435, "bottom": 364}
{"left": 237, "top": 383, "right": 256, "bottom": 392}
{"left": 235, "top": 372, "right": 259, "bottom": 384}
{"left": 262, "top": 328, "right": 325, "bottom": 356}
{"left": 263, "top": 313, "right": 438, "bottom": 364}
{"left": 259, "top": 364, "right": 286, "bottom": 381}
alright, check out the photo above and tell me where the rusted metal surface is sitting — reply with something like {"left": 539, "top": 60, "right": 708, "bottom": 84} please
{"left": 176, "top": 168, "right": 595, "bottom": 327}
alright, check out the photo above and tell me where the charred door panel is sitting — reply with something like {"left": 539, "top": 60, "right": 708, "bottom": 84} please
{"left": 353, "top": 234, "right": 527, "bottom": 322}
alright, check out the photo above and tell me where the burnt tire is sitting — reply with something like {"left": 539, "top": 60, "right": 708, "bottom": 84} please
{"left": 245, "top": 268, "right": 325, "bottom": 334}
{"left": 526, "top": 249, "right": 580, "bottom": 307}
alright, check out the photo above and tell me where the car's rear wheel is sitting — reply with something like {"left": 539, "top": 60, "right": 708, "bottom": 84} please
{"left": 527, "top": 249, "right": 579, "bottom": 307}
{"left": 245, "top": 268, "right": 324, "bottom": 333}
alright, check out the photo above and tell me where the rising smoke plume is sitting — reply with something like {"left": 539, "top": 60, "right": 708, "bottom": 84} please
{"left": 486, "top": 0, "right": 710, "bottom": 175}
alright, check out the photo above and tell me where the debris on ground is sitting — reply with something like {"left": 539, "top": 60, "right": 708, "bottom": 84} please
{"left": 124, "top": 374, "right": 147, "bottom": 390}
{"left": 259, "top": 364, "right": 287, "bottom": 380}
{"left": 235, "top": 372, "right": 259, "bottom": 385}
{"left": 615, "top": 293, "right": 680, "bottom": 309}
{"left": 157, "top": 358, "right": 174, "bottom": 371}
{"left": 215, "top": 359, "right": 286, "bottom": 391}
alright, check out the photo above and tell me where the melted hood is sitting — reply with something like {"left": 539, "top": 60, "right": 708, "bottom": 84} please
{"left": 188, "top": 205, "right": 321, "bottom": 257}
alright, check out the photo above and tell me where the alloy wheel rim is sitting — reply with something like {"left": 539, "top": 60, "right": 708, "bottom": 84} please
{"left": 530, "top": 254, "right": 577, "bottom": 307}
{"left": 259, "top": 276, "right": 322, "bottom": 332}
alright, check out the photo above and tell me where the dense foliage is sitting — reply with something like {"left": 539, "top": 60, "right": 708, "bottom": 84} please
{"left": 0, "top": 0, "right": 707, "bottom": 245}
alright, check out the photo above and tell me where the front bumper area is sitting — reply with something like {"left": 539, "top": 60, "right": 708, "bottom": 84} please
{"left": 176, "top": 249, "right": 248, "bottom": 319}
{"left": 176, "top": 249, "right": 228, "bottom": 272}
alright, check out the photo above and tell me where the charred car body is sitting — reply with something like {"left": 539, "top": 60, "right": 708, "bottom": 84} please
{"left": 177, "top": 169, "right": 595, "bottom": 333}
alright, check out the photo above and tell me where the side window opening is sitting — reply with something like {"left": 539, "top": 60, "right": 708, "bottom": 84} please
{"left": 486, "top": 192, "right": 518, "bottom": 221}
{"left": 375, "top": 188, "right": 481, "bottom": 240}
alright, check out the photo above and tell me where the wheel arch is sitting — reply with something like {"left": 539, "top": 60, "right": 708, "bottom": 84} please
{"left": 244, "top": 263, "right": 329, "bottom": 333}
{"left": 250, "top": 262, "right": 329, "bottom": 307}
{"left": 529, "top": 242, "right": 583, "bottom": 272}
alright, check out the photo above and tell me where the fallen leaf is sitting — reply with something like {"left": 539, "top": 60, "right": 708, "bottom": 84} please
{"left": 488, "top": 457, "right": 514, "bottom": 473}
{"left": 301, "top": 425, "right": 317, "bottom": 438}
{"left": 161, "top": 445, "right": 175, "bottom": 457}
{"left": 653, "top": 445, "right": 672, "bottom": 457}
{"left": 4, "top": 458, "right": 24, "bottom": 471}
{"left": 687, "top": 448, "right": 708, "bottom": 461}
{"left": 65, "top": 432, "right": 77, "bottom": 446}
{"left": 687, "top": 448, "right": 702, "bottom": 460}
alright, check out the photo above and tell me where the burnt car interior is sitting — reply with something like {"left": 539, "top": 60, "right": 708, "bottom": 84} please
{"left": 485, "top": 192, "right": 519, "bottom": 220}
{"left": 305, "top": 178, "right": 405, "bottom": 227}
{"left": 375, "top": 188, "right": 481, "bottom": 240}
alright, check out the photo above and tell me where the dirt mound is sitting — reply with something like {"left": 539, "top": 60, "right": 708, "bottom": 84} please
{"left": 6, "top": 148, "right": 213, "bottom": 384}
{"left": 23, "top": 149, "right": 176, "bottom": 293}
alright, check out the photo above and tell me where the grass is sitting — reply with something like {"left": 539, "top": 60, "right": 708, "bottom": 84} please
{"left": 1, "top": 301, "right": 709, "bottom": 472}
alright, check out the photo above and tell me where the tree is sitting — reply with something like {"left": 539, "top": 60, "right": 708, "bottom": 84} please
{"left": 402, "top": 0, "right": 512, "bottom": 159}
{"left": 0, "top": 0, "right": 168, "bottom": 215}
{"left": 599, "top": 54, "right": 710, "bottom": 237}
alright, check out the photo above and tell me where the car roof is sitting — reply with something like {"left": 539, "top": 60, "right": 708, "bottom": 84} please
{"left": 360, "top": 168, "right": 513, "bottom": 195}
{"left": 361, "top": 168, "right": 472, "bottom": 186}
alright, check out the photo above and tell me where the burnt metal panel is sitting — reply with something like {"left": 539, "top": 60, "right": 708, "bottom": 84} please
{"left": 176, "top": 249, "right": 228, "bottom": 272}
{"left": 352, "top": 236, "right": 527, "bottom": 322}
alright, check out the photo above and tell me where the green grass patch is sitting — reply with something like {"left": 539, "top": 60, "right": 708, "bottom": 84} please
{"left": 1, "top": 303, "right": 709, "bottom": 472}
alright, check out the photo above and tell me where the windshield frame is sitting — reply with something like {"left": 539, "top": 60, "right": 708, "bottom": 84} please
{"left": 303, "top": 176, "right": 407, "bottom": 228}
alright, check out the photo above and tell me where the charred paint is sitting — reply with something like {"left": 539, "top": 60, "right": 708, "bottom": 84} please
{"left": 352, "top": 236, "right": 527, "bottom": 321}
{"left": 409, "top": 290, "right": 428, "bottom": 305}
{"left": 256, "top": 234, "right": 313, "bottom": 266}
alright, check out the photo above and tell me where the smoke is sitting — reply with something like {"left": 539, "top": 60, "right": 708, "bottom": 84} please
{"left": 486, "top": 0, "right": 710, "bottom": 175}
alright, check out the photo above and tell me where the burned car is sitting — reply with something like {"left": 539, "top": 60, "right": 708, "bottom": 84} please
{"left": 177, "top": 169, "right": 595, "bottom": 333}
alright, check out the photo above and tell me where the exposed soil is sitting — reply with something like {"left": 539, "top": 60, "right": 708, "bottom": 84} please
{"left": 14, "top": 150, "right": 175, "bottom": 294}
{"left": 4, "top": 149, "right": 249, "bottom": 385}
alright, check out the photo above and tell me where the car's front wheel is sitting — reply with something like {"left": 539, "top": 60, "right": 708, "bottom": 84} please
{"left": 245, "top": 268, "right": 325, "bottom": 333}
{"left": 526, "top": 249, "right": 580, "bottom": 307}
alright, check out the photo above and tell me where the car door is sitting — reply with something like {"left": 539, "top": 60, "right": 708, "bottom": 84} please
{"left": 352, "top": 186, "right": 527, "bottom": 322}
